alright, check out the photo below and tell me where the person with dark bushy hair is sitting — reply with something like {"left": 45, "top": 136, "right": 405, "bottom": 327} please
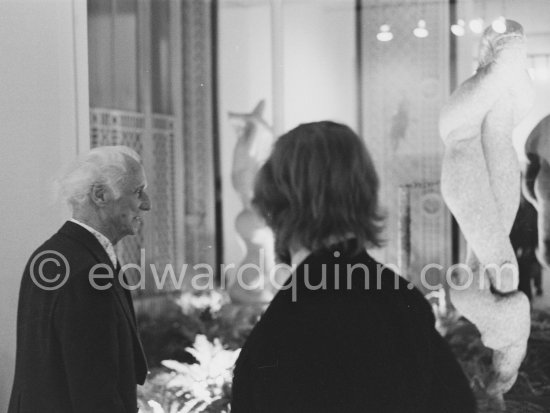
{"left": 231, "top": 121, "right": 476, "bottom": 413}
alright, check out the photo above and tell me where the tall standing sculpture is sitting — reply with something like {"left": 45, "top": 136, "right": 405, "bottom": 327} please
{"left": 227, "top": 101, "right": 277, "bottom": 303}
{"left": 439, "top": 20, "right": 535, "bottom": 408}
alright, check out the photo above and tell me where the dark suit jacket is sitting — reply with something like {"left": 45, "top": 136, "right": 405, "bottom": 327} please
{"left": 232, "top": 241, "right": 476, "bottom": 413}
{"left": 8, "top": 221, "right": 148, "bottom": 413}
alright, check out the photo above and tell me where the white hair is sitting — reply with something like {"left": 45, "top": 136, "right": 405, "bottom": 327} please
{"left": 55, "top": 145, "right": 142, "bottom": 209}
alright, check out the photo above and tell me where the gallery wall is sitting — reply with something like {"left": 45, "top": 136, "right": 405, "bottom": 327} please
{"left": 0, "top": 0, "right": 89, "bottom": 409}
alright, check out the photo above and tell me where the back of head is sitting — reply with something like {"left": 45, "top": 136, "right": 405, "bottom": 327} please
{"left": 55, "top": 145, "right": 142, "bottom": 210}
{"left": 253, "top": 121, "right": 385, "bottom": 262}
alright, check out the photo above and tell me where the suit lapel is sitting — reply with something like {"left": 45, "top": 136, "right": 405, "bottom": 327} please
{"left": 59, "top": 221, "right": 148, "bottom": 379}
{"left": 111, "top": 265, "right": 139, "bottom": 333}
{"left": 59, "top": 222, "right": 138, "bottom": 332}
{"left": 113, "top": 263, "right": 148, "bottom": 377}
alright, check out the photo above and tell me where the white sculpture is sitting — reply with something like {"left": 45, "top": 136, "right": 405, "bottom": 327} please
{"left": 439, "top": 20, "right": 534, "bottom": 408}
{"left": 227, "top": 101, "right": 278, "bottom": 303}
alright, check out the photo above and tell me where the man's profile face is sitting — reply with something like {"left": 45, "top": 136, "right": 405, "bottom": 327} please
{"left": 105, "top": 159, "right": 151, "bottom": 242}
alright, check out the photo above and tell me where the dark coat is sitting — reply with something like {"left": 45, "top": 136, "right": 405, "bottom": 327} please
{"left": 8, "top": 221, "right": 148, "bottom": 413}
{"left": 232, "top": 241, "right": 476, "bottom": 413}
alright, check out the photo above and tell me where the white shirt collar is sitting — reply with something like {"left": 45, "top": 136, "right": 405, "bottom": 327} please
{"left": 70, "top": 219, "right": 117, "bottom": 267}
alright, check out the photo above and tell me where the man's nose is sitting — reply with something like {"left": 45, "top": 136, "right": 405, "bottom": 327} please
{"left": 140, "top": 191, "right": 151, "bottom": 211}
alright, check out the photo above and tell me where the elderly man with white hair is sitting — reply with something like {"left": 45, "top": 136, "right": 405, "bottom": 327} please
{"left": 8, "top": 145, "right": 150, "bottom": 413}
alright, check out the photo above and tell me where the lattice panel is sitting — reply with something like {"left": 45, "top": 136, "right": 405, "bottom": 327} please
{"left": 151, "top": 114, "right": 177, "bottom": 281}
{"left": 181, "top": 0, "right": 217, "bottom": 269}
{"left": 360, "top": 0, "right": 451, "bottom": 269}
{"left": 90, "top": 109, "right": 145, "bottom": 151}
{"left": 398, "top": 181, "right": 450, "bottom": 294}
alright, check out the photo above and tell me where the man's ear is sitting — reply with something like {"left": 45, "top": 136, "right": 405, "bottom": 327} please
{"left": 90, "top": 184, "right": 110, "bottom": 206}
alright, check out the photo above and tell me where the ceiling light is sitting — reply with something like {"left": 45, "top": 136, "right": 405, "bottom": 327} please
{"left": 492, "top": 16, "right": 507, "bottom": 33}
{"left": 377, "top": 24, "right": 394, "bottom": 42}
{"left": 413, "top": 20, "right": 429, "bottom": 38}
{"left": 451, "top": 19, "right": 465, "bottom": 37}
{"left": 469, "top": 18, "right": 484, "bottom": 34}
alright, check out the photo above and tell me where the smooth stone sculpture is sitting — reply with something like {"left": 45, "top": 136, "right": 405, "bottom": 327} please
{"left": 439, "top": 20, "right": 534, "bottom": 408}
{"left": 523, "top": 115, "right": 550, "bottom": 266}
{"left": 227, "top": 101, "right": 278, "bottom": 304}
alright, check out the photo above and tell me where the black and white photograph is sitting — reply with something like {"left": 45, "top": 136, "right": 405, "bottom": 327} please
{"left": 1, "top": 0, "right": 550, "bottom": 412}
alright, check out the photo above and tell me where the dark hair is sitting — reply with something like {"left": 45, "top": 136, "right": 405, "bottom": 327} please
{"left": 252, "top": 121, "right": 385, "bottom": 263}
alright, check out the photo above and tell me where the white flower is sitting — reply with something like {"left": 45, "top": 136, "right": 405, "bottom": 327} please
{"left": 143, "top": 400, "right": 164, "bottom": 413}
{"left": 161, "top": 335, "right": 241, "bottom": 403}
{"left": 176, "top": 291, "right": 227, "bottom": 315}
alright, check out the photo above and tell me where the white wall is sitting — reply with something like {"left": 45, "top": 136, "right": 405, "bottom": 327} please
{"left": 0, "top": 0, "right": 89, "bottom": 408}
{"left": 218, "top": 0, "right": 357, "bottom": 271}
{"left": 282, "top": 0, "right": 357, "bottom": 128}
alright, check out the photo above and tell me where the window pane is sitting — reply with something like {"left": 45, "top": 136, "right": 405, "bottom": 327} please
{"left": 88, "top": 0, "right": 115, "bottom": 107}
{"left": 151, "top": 0, "right": 172, "bottom": 114}
{"left": 114, "top": 0, "right": 139, "bottom": 111}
